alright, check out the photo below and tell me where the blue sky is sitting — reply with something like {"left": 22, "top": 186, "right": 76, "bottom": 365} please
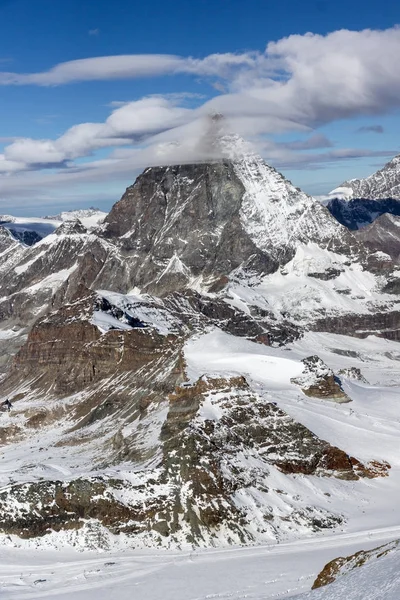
{"left": 0, "top": 0, "right": 400, "bottom": 215}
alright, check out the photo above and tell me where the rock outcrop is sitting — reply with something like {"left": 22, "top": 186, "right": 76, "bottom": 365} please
{"left": 3, "top": 288, "right": 184, "bottom": 402}
{"left": 0, "top": 375, "right": 389, "bottom": 545}
{"left": 291, "top": 356, "right": 351, "bottom": 402}
{"left": 312, "top": 540, "right": 399, "bottom": 589}
{"left": 312, "top": 310, "right": 400, "bottom": 341}
{"left": 338, "top": 367, "right": 368, "bottom": 383}
{"left": 354, "top": 213, "right": 400, "bottom": 262}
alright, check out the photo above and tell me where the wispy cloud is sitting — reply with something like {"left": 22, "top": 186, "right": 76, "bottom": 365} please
{"left": 1, "top": 28, "right": 400, "bottom": 134}
{"left": 0, "top": 140, "right": 396, "bottom": 212}
{"left": 88, "top": 28, "right": 100, "bottom": 36}
{"left": 0, "top": 53, "right": 262, "bottom": 86}
{"left": 2, "top": 27, "right": 400, "bottom": 207}
{"left": 278, "top": 134, "right": 333, "bottom": 151}
{"left": 355, "top": 125, "right": 384, "bottom": 134}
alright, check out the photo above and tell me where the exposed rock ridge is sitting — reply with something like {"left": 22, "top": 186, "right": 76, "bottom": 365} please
{"left": 0, "top": 376, "right": 389, "bottom": 545}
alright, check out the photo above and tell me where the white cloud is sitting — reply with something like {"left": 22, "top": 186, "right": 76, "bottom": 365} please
{"left": 2, "top": 27, "right": 400, "bottom": 208}
{"left": 262, "top": 27, "right": 400, "bottom": 125}
{"left": 2, "top": 28, "right": 400, "bottom": 135}
{"left": 0, "top": 28, "right": 399, "bottom": 129}
{"left": 104, "top": 97, "right": 192, "bottom": 137}
{"left": 0, "top": 55, "right": 185, "bottom": 85}
{"left": 0, "top": 53, "right": 261, "bottom": 86}
{"left": 4, "top": 138, "right": 65, "bottom": 165}
{"left": 0, "top": 97, "right": 197, "bottom": 171}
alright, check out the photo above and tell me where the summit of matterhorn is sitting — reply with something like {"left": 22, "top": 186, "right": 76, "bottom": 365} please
{"left": 103, "top": 130, "right": 357, "bottom": 297}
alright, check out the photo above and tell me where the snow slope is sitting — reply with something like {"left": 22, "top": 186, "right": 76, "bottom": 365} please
{"left": 185, "top": 329, "right": 400, "bottom": 535}
{"left": 225, "top": 242, "right": 396, "bottom": 326}
{"left": 0, "top": 530, "right": 399, "bottom": 599}
{"left": 232, "top": 146, "right": 343, "bottom": 255}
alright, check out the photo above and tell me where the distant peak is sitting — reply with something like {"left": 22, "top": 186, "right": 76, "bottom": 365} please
{"left": 55, "top": 219, "right": 87, "bottom": 236}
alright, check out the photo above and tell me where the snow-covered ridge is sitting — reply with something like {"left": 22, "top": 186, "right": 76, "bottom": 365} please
{"left": 0, "top": 209, "right": 108, "bottom": 245}
{"left": 328, "top": 153, "right": 400, "bottom": 201}
{"left": 223, "top": 136, "right": 348, "bottom": 255}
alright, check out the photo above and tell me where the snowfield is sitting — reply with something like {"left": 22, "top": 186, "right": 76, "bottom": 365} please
{"left": 226, "top": 242, "right": 397, "bottom": 326}
{"left": 0, "top": 530, "right": 399, "bottom": 599}
{"left": 0, "top": 328, "right": 400, "bottom": 598}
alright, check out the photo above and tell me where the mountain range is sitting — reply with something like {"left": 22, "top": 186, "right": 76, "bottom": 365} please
{"left": 0, "top": 209, "right": 107, "bottom": 246}
{"left": 0, "top": 136, "right": 399, "bottom": 582}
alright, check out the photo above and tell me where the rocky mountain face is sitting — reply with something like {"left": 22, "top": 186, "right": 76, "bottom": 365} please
{"left": 330, "top": 154, "right": 400, "bottom": 201}
{"left": 102, "top": 152, "right": 355, "bottom": 295}
{"left": 0, "top": 142, "right": 399, "bottom": 549}
{"left": 353, "top": 213, "right": 400, "bottom": 263}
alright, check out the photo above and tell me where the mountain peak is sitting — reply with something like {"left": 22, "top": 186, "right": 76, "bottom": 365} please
{"left": 102, "top": 149, "right": 353, "bottom": 295}
{"left": 55, "top": 218, "right": 88, "bottom": 236}
{"left": 330, "top": 152, "right": 400, "bottom": 200}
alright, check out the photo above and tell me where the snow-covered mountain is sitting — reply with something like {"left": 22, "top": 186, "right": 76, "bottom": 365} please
{"left": 325, "top": 154, "right": 400, "bottom": 237}
{"left": 0, "top": 140, "right": 399, "bottom": 584}
{"left": 329, "top": 154, "right": 400, "bottom": 201}
{"left": 0, "top": 209, "right": 107, "bottom": 245}
{"left": 103, "top": 139, "right": 356, "bottom": 296}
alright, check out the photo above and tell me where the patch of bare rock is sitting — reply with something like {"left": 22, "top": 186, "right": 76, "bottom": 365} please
{"left": 312, "top": 540, "right": 399, "bottom": 589}
{"left": 291, "top": 355, "right": 351, "bottom": 402}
